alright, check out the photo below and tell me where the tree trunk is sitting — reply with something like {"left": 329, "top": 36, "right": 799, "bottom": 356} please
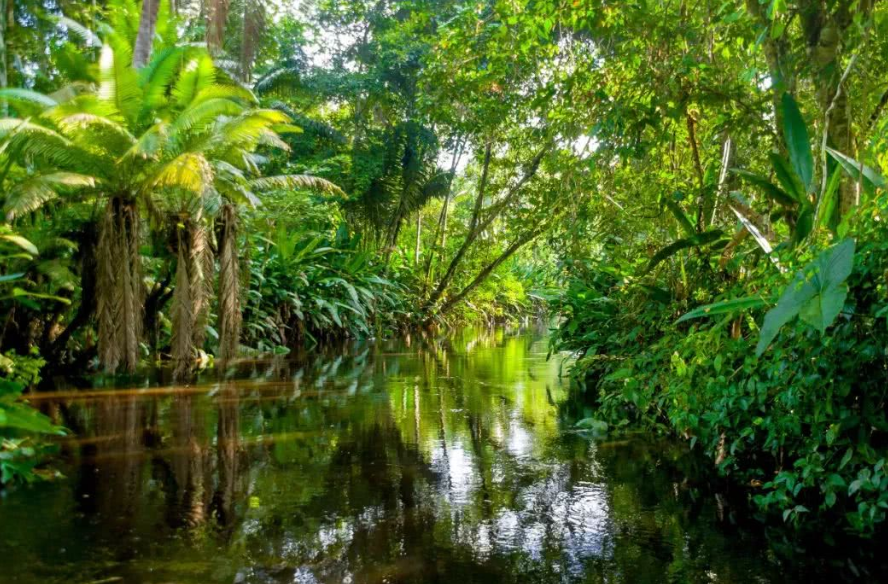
{"left": 425, "top": 143, "right": 493, "bottom": 308}
{"left": 744, "top": 0, "right": 794, "bottom": 145}
{"left": 414, "top": 211, "right": 422, "bottom": 265}
{"left": 0, "top": 0, "right": 8, "bottom": 116}
{"left": 171, "top": 229, "right": 194, "bottom": 380}
{"left": 133, "top": 0, "right": 160, "bottom": 68}
{"left": 426, "top": 142, "right": 548, "bottom": 311}
{"left": 206, "top": 0, "right": 231, "bottom": 54}
{"left": 218, "top": 205, "right": 241, "bottom": 366}
{"left": 239, "top": 1, "right": 264, "bottom": 82}
{"left": 97, "top": 197, "right": 143, "bottom": 374}
{"left": 796, "top": 0, "right": 861, "bottom": 220}
{"left": 437, "top": 228, "right": 541, "bottom": 317}
{"left": 424, "top": 138, "right": 464, "bottom": 283}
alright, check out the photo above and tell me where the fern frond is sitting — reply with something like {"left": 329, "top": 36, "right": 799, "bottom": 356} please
{"left": 254, "top": 67, "right": 299, "bottom": 95}
{"left": 191, "top": 83, "right": 258, "bottom": 107}
{"left": 121, "top": 121, "right": 168, "bottom": 160}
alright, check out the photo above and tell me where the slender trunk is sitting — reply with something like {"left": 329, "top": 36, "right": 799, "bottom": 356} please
{"left": 46, "top": 222, "right": 98, "bottom": 366}
{"left": 437, "top": 228, "right": 541, "bottom": 317}
{"left": 424, "top": 138, "right": 464, "bottom": 283}
{"left": 686, "top": 110, "right": 706, "bottom": 230}
{"left": 426, "top": 141, "right": 549, "bottom": 311}
{"left": 239, "top": 0, "right": 264, "bottom": 82}
{"left": 133, "top": 0, "right": 160, "bottom": 68}
{"left": 414, "top": 211, "right": 422, "bottom": 265}
{"left": 425, "top": 143, "right": 493, "bottom": 308}
{"left": 0, "top": 0, "right": 7, "bottom": 116}
{"left": 804, "top": 1, "right": 856, "bottom": 218}
{"left": 744, "top": 0, "right": 793, "bottom": 144}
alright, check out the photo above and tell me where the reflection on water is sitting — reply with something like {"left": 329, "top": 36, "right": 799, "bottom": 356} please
{"left": 0, "top": 327, "right": 871, "bottom": 583}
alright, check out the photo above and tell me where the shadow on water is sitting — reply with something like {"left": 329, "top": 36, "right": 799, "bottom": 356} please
{"left": 0, "top": 326, "right": 884, "bottom": 583}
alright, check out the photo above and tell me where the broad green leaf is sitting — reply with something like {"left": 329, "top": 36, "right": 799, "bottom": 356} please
{"left": 0, "top": 404, "right": 64, "bottom": 434}
{"left": 769, "top": 153, "right": 805, "bottom": 202}
{"left": 826, "top": 147, "right": 887, "bottom": 194}
{"left": 0, "top": 272, "right": 25, "bottom": 283}
{"left": 798, "top": 238, "right": 855, "bottom": 333}
{"left": 781, "top": 93, "right": 814, "bottom": 192}
{"left": 756, "top": 239, "right": 854, "bottom": 355}
{"left": 677, "top": 296, "right": 768, "bottom": 323}
{"left": 791, "top": 205, "right": 813, "bottom": 246}
{"left": 0, "top": 88, "right": 58, "bottom": 111}
{"left": 817, "top": 165, "right": 842, "bottom": 231}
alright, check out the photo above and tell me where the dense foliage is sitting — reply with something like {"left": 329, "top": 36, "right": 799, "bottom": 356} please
{"left": 0, "top": 0, "right": 887, "bottom": 544}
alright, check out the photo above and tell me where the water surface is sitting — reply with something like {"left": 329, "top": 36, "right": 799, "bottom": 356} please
{"left": 0, "top": 328, "right": 860, "bottom": 582}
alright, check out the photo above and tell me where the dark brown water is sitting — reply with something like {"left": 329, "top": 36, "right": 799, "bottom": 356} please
{"left": 0, "top": 328, "right": 873, "bottom": 583}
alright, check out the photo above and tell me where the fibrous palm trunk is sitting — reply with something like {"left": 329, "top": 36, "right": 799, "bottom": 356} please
{"left": 217, "top": 204, "right": 241, "bottom": 366}
{"left": 97, "top": 197, "right": 143, "bottom": 374}
{"left": 171, "top": 218, "right": 214, "bottom": 380}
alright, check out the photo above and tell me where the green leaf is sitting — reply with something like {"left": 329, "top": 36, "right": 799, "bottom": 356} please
{"left": 756, "top": 239, "right": 854, "bottom": 355}
{"left": 663, "top": 197, "right": 696, "bottom": 237}
{"left": 792, "top": 205, "right": 814, "bottom": 245}
{"left": 817, "top": 164, "right": 842, "bottom": 231}
{"left": 731, "top": 169, "right": 796, "bottom": 208}
{"left": 781, "top": 93, "right": 814, "bottom": 192}
{"left": 798, "top": 238, "right": 854, "bottom": 333}
{"left": 826, "top": 147, "right": 887, "bottom": 194}
{"left": 677, "top": 296, "right": 768, "bottom": 323}
{"left": 0, "top": 403, "right": 63, "bottom": 434}
{"left": 642, "top": 230, "right": 723, "bottom": 274}
{"left": 840, "top": 447, "right": 854, "bottom": 469}
{"left": 769, "top": 153, "right": 805, "bottom": 203}
{"left": 0, "top": 88, "right": 58, "bottom": 111}
{"left": 0, "top": 235, "right": 39, "bottom": 256}
{"left": 0, "top": 272, "right": 25, "bottom": 283}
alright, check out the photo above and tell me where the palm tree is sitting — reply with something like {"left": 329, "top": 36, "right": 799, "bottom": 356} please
{"left": 0, "top": 28, "right": 343, "bottom": 375}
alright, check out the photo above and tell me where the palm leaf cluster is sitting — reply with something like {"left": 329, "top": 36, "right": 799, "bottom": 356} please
{"left": 0, "top": 25, "right": 343, "bottom": 375}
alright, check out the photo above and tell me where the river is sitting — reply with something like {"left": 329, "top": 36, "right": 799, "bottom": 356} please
{"left": 0, "top": 327, "right": 872, "bottom": 582}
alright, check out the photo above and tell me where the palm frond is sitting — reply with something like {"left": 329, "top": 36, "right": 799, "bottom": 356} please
{"left": 121, "top": 121, "right": 168, "bottom": 160}
{"left": 0, "top": 89, "right": 58, "bottom": 115}
{"left": 140, "top": 45, "right": 188, "bottom": 111}
{"left": 56, "top": 16, "right": 102, "bottom": 48}
{"left": 172, "top": 55, "right": 216, "bottom": 107}
{"left": 150, "top": 151, "right": 214, "bottom": 194}
{"left": 249, "top": 175, "right": 346, "bottom": 197}
{"left": 4, "top": 172, "right": 96, "bottom": 220}
{"left": 98, "top": 44, "right": 141, "bottom": 122}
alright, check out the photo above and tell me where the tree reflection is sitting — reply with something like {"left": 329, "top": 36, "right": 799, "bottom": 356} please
{"left": 0, "top": 327, "right": 870, "bottom": 583}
